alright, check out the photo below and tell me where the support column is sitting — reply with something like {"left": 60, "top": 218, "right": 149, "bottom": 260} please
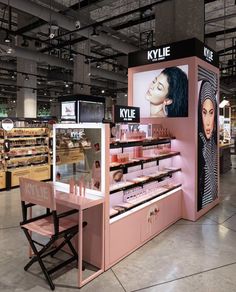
{"left": 73, "top": 41, "right": 91, "bottom": 95}
{"left": 17, "top": 58, "right": 37, "bottom": 118}
{"left": 155, "top": 0, "right": 204, "bottom": 45}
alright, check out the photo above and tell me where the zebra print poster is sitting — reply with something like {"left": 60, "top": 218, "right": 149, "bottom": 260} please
{"left": 197, "top": 66, "right": 218, "bottom": 211}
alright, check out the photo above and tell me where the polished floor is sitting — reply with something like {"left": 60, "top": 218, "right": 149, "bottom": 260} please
{"left": 1, "top": 158, "right": 236, "bottom": 292}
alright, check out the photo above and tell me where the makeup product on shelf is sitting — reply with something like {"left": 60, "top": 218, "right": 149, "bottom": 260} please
{"left": 69, "top": 178, "right": 75, "bottom": 194}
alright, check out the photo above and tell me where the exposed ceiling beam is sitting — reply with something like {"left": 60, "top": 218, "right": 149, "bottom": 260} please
{"left": 218, "top": 44, "right": 236, "bottom": 55}
{"left": 113, "top": 14, "right": 155, "bottom": 31}
{"left": 0, "top": 0, "right": 138, "bottom": 54}
{"left": 15, "top": 19, "right": 47, "bottom": 34}
{"left": 205, "top": 12, "right": 236, "bottom": 24}
{"left": 205, "top": 27, "right": 236, "bottom": 38}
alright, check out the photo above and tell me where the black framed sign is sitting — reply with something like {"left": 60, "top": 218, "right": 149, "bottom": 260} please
{"left": 128, "top": 38, "right": 219, "bottom": 68}
{"left": 114, "top": 105, "right": 140, "bottom": 123}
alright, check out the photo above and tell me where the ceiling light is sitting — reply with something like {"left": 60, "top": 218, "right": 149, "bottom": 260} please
{"left": 65, "top": 83, "right": 69, "bottom": 88}
{"left": 49, "top": 32, "right": 55, "bottom": 39}
{"left": 44, "top": 91, "right": 47, "bottom": 96}
{"left": 7, "top": 48, "right": 13, "bottom": 54}
{"left": 124, "top": 93, "right": 127, "bottom": 97}
{"left": 101, "top": 89, "right": 105, "bottom": 94}
{"left": 4, "top": 33, "right": 11, "bottom": 43}
{"left": 96, "top": 62, "right": 101, "bottom": 68}
{"left": 219, "top": 100, "right": 230, "bottom": 108}
{"left": 80, "top": 84, "right": 84, "bottom": 90}
{"left": 222, "top": 69, "right": 227, "bottom": 74}
{"left": 24, "top": 74, "right": 29, "bottom": 81}
{"left": 69, "top": 54, "right": 73, "bottom": 61}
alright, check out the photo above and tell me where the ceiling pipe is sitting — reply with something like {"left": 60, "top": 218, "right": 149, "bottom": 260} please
{"left": 0, "top": 0, "right": 138, "bottom": 54}
{"left": 0, "top": 43, "right": 73, "bottom": 69}
{"left": 0, "top": 52, "right": 127, "bottom": 84}
{"left": 0, "top": 59, "right": 127, "bottom": 88}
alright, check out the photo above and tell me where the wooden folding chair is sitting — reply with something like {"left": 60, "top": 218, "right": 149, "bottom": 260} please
{"left": 19, "top": 177, "right": 86, "bottom": 290}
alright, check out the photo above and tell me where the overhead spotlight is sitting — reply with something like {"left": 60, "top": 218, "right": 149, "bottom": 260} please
{"left": 6, "top": 48, "right": 13, "bottom": 54}
{"left": 49, "top": 32, "right": 55, "bottom": 39}
{"left": 11, "top": 73, "right": 15, "bottom": 79}
{"left": 124, "top": 93, "right": 127, "bottom": 97}
{"left": 21, "top": 38, "right": 29, "bottom": 47}
{"left": 101, "top": 89, "right": 105, "bottom": 94}
{"left": 65, "top": 83, "right": 69, "bottom": 88}
{"left": 96, "top": 62, "right": 101, "bottom": 68}
{"left": 4, "top": 33, "right": 11, "bottom": 43}
{"left": 91, "top": 26, "right": 99, "bottom": 37}
{"left": 69, "top": 54, "right": 74, "bottom": 61}
{"left": 44, "top": 91, "right": 47, "bottom": 96}
{"left": 24, "top": 74, "right": 29, "bottom": 81}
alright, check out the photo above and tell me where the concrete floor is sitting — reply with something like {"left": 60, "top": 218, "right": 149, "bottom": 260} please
{"left": 0, "top": 157, "right": 236, "bottom": 291}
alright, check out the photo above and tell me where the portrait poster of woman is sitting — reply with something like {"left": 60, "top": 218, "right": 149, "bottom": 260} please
{"left": 133, "top": 65, "right": 188, "bottom": 118}
{"left": 197, "top": 66, "right": 218, "bottom": 211}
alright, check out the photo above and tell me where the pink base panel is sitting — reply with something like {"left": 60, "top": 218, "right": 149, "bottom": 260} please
{"left": 108, "top": 189, "right": 181, "bottom": 267}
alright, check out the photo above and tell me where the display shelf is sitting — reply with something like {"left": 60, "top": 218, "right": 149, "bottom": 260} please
{"left": 0, "top": 170, "right": 6, "bottom": 189}
{"left": 110, "top": 184, "right": 182, "bottom": 218}
{"left": 8, "top": 143, "right": 48, "bottom": 148}
{"left": 110, "top": 137, "right": 175, "bottom": 149}
{"left": 6, "top": 135, "right": 48, "bottom": 139}
{"left": 7, "top": 152, "right": 48, "bottom": 158}
{"left": 7, "top": 136, "right": 47, "bottom": 141}
{"left": 6, "top": 164, "right": 51, "bottom": 188}
{"left": 110, "top": 168, "right": 181, "bottom": 194}
{"left": 110, "top": 151, "right": 180, "bottom": 171}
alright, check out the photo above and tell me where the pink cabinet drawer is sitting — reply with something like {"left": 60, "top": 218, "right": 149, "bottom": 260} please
{"left": 109, "top": 211, "right": 141, "bottom": 265}
{"left": 140, "top": 199, "right": 165, "bottom": 243}
{"left": 163, "top": 190, "right": 182, "bottom": 227}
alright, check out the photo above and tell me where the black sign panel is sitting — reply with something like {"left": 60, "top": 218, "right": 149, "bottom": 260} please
{"left": 4, "top": 139, "right": 10, "bottom": 152}
{"left": 128, "top": 38, "right": 219, "bottom": 68}
{"left": 114, "top": 105, "right": 140, "bottom": 123}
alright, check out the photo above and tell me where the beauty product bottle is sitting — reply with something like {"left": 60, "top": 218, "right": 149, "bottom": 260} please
{"left": 69, "top": 178, "right": 75, "bottom": 194}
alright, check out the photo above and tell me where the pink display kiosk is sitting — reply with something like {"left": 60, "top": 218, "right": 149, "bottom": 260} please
{"left": 104, "top": 38, "right": 219, "bottom": 269}
{"left": 52, "top": 39, "right": 219, "bottom": 283}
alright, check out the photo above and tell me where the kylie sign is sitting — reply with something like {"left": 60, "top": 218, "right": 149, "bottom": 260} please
{"left": 114, "top": 105, "right": 140, "bottom": 123}
{"left": 204, "top": 47, "right": 213, "bottom": 62}
{"left": 147, "top": 46, "right": 170, "bottom": 62}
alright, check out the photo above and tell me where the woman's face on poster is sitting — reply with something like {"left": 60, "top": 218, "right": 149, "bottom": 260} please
{"left": 146, "top": 73, "right": 169, "bottom": 105}
{"left": 202, "top": 98, "right": 215, "bottom": 139}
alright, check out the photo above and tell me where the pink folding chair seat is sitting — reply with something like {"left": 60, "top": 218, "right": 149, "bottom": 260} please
{"left": 22, "top": 215, "right": 78, "bottom": 237}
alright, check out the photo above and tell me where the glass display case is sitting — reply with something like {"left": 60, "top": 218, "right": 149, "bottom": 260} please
{"left": 53, "top": 123, "right": 106, "bottom": 197}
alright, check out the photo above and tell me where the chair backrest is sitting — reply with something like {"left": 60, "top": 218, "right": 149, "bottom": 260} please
{"left": 19, "top": 177, "right": 56, "bottom": 210}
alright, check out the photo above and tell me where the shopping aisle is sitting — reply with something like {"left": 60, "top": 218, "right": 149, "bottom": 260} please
{"left": 0, "top": 158, "right": 236, "bottom": 292}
